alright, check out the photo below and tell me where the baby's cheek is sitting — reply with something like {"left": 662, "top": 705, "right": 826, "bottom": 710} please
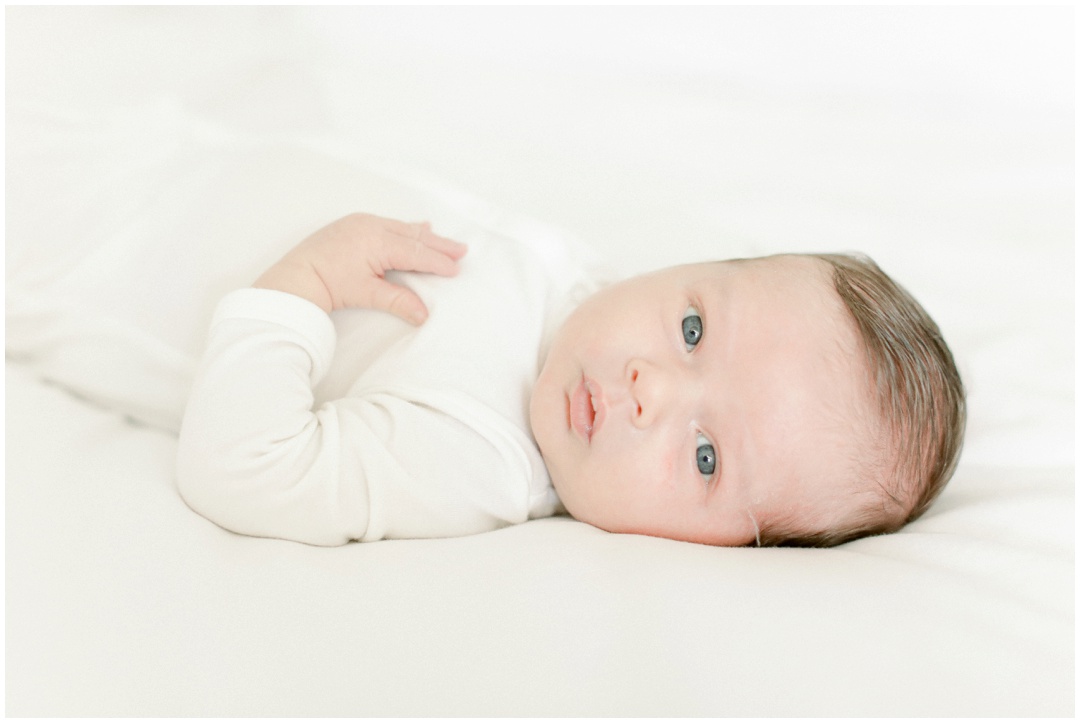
{"left": 618, "top": 438, "right": 676, "bottom": 488}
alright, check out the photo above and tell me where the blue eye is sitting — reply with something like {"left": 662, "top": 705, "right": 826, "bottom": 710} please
{"left": 682, "top": 307, "right": 703, "bottom": 350}
{"left": 695, "top": 433, "right": 716, "bottom": 478}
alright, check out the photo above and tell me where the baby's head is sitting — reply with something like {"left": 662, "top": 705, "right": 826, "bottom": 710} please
{"left": 530, "top": 253, "right": 965, "bottom": 547}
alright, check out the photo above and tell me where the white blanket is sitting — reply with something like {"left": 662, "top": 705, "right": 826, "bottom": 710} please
{"left": 6, "top": 6, "right": 1073, "bottom": 716}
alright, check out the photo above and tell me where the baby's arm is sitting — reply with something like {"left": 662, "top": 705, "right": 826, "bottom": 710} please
{"left": 176, "top": 214, "right": 466, "bottom": 545}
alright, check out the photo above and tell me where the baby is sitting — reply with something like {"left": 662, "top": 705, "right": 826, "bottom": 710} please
{"left": 176, "top": 213, "right": 965, "bottom": 547}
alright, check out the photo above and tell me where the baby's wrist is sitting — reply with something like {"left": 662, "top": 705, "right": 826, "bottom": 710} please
{"left": 253, "top": 260, "right": 333, "bottom": 315}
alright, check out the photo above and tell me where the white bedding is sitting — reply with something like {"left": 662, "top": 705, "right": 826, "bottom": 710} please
{"left": 5, "top": 7, "right": 1074, "bottom": 716}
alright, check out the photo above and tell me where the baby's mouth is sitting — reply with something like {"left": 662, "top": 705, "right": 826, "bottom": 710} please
{"left": 570, "top": 377, "right": 603, "bottom": 442}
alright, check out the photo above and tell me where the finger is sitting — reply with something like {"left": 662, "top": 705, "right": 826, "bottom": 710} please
{"left": 365, "top": 277, "right": 429, "bottom": 326}
{"left": 387, "top": 219, "right": 468, "bottom": 261}
{"left": 385, "top": 236, "right": 462, "bottom": 278}
{"left": 419, "top": 224, "right": 469, "bottom": 260}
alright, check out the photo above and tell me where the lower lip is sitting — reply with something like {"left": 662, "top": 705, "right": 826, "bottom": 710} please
{"left": 570, "top": 377, "right": 603, "bottom": 442}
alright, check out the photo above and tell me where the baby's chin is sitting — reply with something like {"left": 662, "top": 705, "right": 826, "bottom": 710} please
{"left": 542, "top": 465, "right": 595, "bottom": 525}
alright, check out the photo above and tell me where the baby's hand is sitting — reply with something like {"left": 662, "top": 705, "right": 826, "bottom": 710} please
{"left": 253, "top": 213, "right": 467, "bottom": 324}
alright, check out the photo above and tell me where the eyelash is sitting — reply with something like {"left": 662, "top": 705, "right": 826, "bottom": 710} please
{"left": 682, "top": 305, "right": 703, "bottom": 352}
{"left": 682, "top": 304, "right": 716, "bottom": 482}
{"left": 696, "top": 433, "right": 717, "bottom": 481}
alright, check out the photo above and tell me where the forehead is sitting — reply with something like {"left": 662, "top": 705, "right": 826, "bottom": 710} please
{"left": 685, "top": 255, "right": 834, "bottom": 305}
{"left": 692, "top": 257, "right": 877, "bottom": 526}
{"left": 677, "top": 256, "right": 849, "bottom": 345}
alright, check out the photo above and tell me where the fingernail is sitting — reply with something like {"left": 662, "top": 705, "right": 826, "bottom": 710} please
{"left": 410, "top": 308, "right": 427, "bottom": 325}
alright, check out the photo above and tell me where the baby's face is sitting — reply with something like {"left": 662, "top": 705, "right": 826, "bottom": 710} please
{"left": 530, "top": 256, "right": 879, "bottom": 545}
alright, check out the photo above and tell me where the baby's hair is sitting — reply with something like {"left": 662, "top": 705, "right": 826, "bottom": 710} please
{"left": 758, "top": 252, "right": 966, "bottom": 547}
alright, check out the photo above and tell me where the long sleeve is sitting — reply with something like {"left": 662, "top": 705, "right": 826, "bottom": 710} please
{"left": 176, "top": 288, "right": 370, "bottom": 546}
{"left": 175, "top": 226, "right": 574, "bottom": 546}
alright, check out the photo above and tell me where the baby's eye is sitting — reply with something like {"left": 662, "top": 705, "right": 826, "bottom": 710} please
{"left": 682, "top": 307, "right": 703, "bottom": 351}
{"left": 695, "top": 433, "right": 717, "bottom": 479}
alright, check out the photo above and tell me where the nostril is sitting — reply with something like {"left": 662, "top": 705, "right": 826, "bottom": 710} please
{"left": 636, "top": 403, "right": 642, "bottom": 416}
{"left": 631, "top": 369, "right": 639, "bottom": 382}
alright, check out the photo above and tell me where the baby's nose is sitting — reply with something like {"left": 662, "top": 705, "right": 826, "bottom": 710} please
{"left": 627, "top": 359, "right": 676, "bottom": 429}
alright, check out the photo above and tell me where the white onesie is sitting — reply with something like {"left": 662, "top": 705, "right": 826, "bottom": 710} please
{"left": 176, "top": 224, "right": 599, "bottom": 545}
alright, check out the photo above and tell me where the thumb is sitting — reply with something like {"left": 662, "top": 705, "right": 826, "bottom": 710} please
{"left": 366, "top": 278, "right": 429, "bottom": 325}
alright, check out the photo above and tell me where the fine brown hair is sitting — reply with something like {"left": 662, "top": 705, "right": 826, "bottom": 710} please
{"left": 761, "top": 252, "right": 966, "bottom": 547}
